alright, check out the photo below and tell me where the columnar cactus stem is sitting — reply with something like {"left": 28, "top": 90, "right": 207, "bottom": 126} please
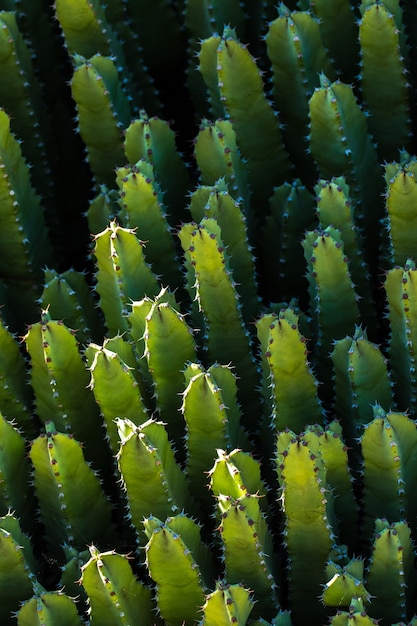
{"left": 143, "top": 513, "right": 213, "bottom": 626}
{"left": 80, "top": 545, "right": 153, "bottom": 626}
{"left": 366, "top": 519, "right": 414, "bottom": 623}
{"left": 71, "top": 55, "right": 131, "bottom": 187}
{"left": 359, "top": 2, "right": 412, "bottom": 160}
{"left": 29, "top": 421, "right": 115, "bottom": 558}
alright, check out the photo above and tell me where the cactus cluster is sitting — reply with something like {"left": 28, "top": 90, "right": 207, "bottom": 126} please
{"left": 2, "top": 0, "right": 417, "bottom": 624}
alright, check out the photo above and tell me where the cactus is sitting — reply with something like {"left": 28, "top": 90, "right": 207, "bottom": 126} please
{"left": 2, "top": 1, "right": 417, "bottom": 625}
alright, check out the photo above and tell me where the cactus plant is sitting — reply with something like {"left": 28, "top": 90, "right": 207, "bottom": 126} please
{"left": 2, "top": 1, "right": 417, "bottom": 625}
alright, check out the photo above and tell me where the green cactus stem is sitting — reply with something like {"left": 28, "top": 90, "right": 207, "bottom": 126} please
{"left": 182, "top": 362, "right": 248, "bottom": 508}
{"left": 0, "top": 514, "right": 35, "bottom": 623}
{"left": 331, "top": 327, "right": 393, "bottom": 447}
{"left": 307, "top": 0, "right": 359, "bottom": 83}
{"left": 187, "top": 180, "right": 259, "bottom": 321}
{"left": 71, "top": 54, "right": 131, "bottom": 187}
{"left": 308, "top": 76, "right": 383, "bottom": 265}
{"left": 86, "top": 341, "right": 149, "bottom": 455}
{"left": 0, "top": 411, "right": 36, "bottom": 532}
{"left": 256, "top": 308, "right": 323, "bottom": 436}
{"left": 384, "top": 166, "right": 417, "bottom": 267}
{"left": 214, "top": 26, "right": 291, "bottom": 211}
{"left": 178, "top": 217, "right": 260, "bottom": 427}
{"left": 193, "top": 120, "right": 248, "bottom": 208}
{"left": 303, "top": 227, "right": 360, "bottom": 394}
{"left": 40, "top": 268, "right": 103, "bottom": 344}
{"left": 266, "top": 5, "right": 334, "bottom": 179}
{"left": 143, "top": 513, "right": 214, "bottom": 626}
{"left": 0, "top": 11, "right": 52, "bottom": 199}
{"left": 0, "top": 107, "right": 51, "bottom": 328}
{"left": 24, "top": 311, "right": 112, "bottom": 482}
{"left": 93, "top": 221, "right": 160, "bottom": 336}
{"left": 360, "top": 407, "right": 417, "bottom": 546}
{"left": 328, "top": 597, "right": 379, "bottom": 625}
{"left": 385, "top": 260, "right": 417, "bottom": 411}
{"left": 17, "top": 583, "right": 84, "bottom": 626}
{"left": 366, "top": 519, "right": 414, "bottom": 624}
{"left": 124, "top": 111, "right": 191, "bottom": 223}
{"left": 359, "top": 2, "right": 412, "bottom": 160}
{"left": 322, "top": 553, "right": 370, "bottom": 609}
{"left": 117, "top": 418, "right": 198, "bottom": 544}
{"left": 0, "top": 319, "right": 35, "bottom": 436}
{"left": 29, "top": 421, "right": 115, "bottom": 559}
{"left": 80, "top": 544, "right": 153, "bottom": 625}
{"left": 116, "top": 159, "right": 182, "bottom": 290}
{"left": 277, "top": 430, "right": 336, "bottom": 625}
{"left": 260, "top": 179, "right": 316, "bottom": 304}
{"left": 199, "top": 581, "right": 255, "bottom": 626}
{"left": 315, "top": 177, "right": 377, "bottom": 335}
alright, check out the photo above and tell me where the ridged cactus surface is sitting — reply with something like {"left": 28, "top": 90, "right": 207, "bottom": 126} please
{"left": 1, "top": 1, "right": 417, "bottom": 625}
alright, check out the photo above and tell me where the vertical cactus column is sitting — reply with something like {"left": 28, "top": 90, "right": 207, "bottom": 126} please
{"left": 276, "top": 430, "right": 336, "bottom": 625}
{"left": 359, "top": 1, "right": 412, "bottom": 160}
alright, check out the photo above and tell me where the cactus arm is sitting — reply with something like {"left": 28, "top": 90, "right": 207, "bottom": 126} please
{"left": 29, "top": 421, "right": 115, "bottom": 557}
{"left": 360, "top": 408, "right": 417, "bottom": 543}
{"left": 117, "top": 419, "right": 197, "bottom": 543}
{"left": 24, "top": 312, "right": 112, "bottom": 481}
{"left": 385, "top": 170, "right": 417, "bottom": 266}
{"left": 17, "top": 587, "right": 84, "bottom": 626}
{"left": 265, "top": 7, "right": 333, "bottom": 177}
{"left": 261, "top": 179, "right": 316, "bottom": 304}
{"left": 178, "top": 218, "right": 260, "bottom": 426}
{"left": 86, "top": 343, "right": 149, "bottom": 454}
{"left": 331, "top": 328, "right": 393, "bottom": 443}
{"left": 256, "top": 309, "right": 323, "bottom": 434}
{"left": 143, "top": 299, "right": 197, "bottom": 449}
{"left": 0, "top": 412, "right": 36, "bottom": 532}
{"left": 80, "top": 545, "right": 153, "bottom": 626}
{"left": 359, "top": 2, "right": 412, "bottom": 160}
{"left": 385, "top": 260, "right": 417, "bottom": 411}
{"left": 209, "top": 449, "right": 269, "bottom": 517}
{"left": 71, "top": 55, "right": 131, "bottom": 187}
{"left": 194, "top": 120, "right": 249, "bottom": 212}
{"left": 315, "top": 177, "right": 377, "bottom": 334}
{"left": 40, "top": 268, "right": 103, "bottom": 344}
{"left": 116, "top": 160, "right": 182, "bottom": 290}
{"left": 54, "top": 0, "right": 111, "bottom": 59}
{"left": 87, "top": 185, "right": 119, "bottom": 235}
{"left": 182, "top": 363, "right": 244, "bottom": 507}
{"left": 308, "top": 77, "right": 383, "bottom": 259}
{"left": 0, "top": 320, "right": 34, "bottom": 435}
{"left": 196, "top": 35, "right": 225, "bottom": 118}
{"left": 317, "top": 421, "right": 359, "bottom": 552}
{"left": 322, "top": 555, "right": 370, "bottom": 609}
{"left": 0, "top": 12, "right": 52, "bottom": 198}
{"left": 217, "top": 493, "right": 278, "bottom": 619}
{"left": 303, "top": 227, "right": 360, "bottom": 390}
{"left": 329, "top": 598, "right": 379, "bottom": 625}
{"left": 187, "top": 181, "right": 259, "bottom": 321}
{"left": 0, "top": 108, "right": 51, "bottom": 326}
{"left": 365, "top": 520, "right": 414, "bottom": 623}
{"left": 143, "top": 515, "right": 207, "bottom": 626}
{"left": 93, "top": 222, "right": 160, "bottom": 336}
{"left": 124, "top": 111, "right": 191, "bottom": 222}
{"left": 308, "top": 0, "right": 359, "bottom": 83}
{"left": 216, "top": 26, "right": 291, "bottom": 209}
{"left": 277, "top": 431, "right": 336, "bottom": 624}
{"left": 0, "top": 523, "right": 34, "bottom": 622}
{"left": 199, "top": 582, "right": 255, "bottom": 626}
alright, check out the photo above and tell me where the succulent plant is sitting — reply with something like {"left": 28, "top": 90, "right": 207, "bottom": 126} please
{"left": 1, "top": 1, "right": 417, "bottom": 625}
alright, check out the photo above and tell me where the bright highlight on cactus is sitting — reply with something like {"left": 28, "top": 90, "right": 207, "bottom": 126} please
{"left": 2, "top": 1, "right": 417, "bottom": 625}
